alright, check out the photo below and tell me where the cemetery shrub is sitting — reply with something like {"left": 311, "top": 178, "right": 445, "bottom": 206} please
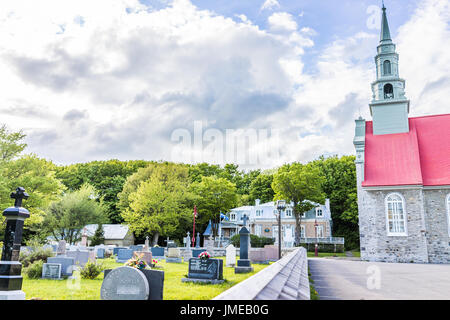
{"left": 230, "top": 234, "right": 275, "bottom": 248}
{"left": 80, "top": 261, "right": 104, "bottom": 279}
{"left": 20, "top": 246, "right": 54, "bottom": 268}
{"left": 24, "top": 260, "right": 44, "bottom": 279}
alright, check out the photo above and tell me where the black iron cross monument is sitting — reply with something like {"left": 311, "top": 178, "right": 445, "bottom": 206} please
{"left": 0, "top": 187, "right": 30, "bottom": 300}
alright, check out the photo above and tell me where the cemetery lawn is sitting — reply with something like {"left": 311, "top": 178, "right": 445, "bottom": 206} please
{"left": 22, "top": 257, "right": 270, "bottom": 300}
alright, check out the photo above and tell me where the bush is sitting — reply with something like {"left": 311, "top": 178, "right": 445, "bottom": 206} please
{"left": 230, "top": 234, "right": 275, "bottom": 248}
{"left": 20, "top": 247, "right": 54, "bottom": 268}
{"left": 24, "top": 260, "right": 43, "bottom": 279}
{"left": 80, "top": 261, "right": 104, "bottom": 279}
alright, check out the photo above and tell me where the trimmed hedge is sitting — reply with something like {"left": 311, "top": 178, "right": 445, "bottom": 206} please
{"left": 230, "top": 234, "right": 275, "bottom": 248}
{"left": 297, "top": 243, "right": 344, "bottom": 253}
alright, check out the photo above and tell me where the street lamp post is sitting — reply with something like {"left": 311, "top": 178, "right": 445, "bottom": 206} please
{"left": 275, "top": 200, "right": 286, "bottom": 260}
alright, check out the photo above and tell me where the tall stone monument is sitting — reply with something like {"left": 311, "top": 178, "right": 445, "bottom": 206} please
{"left": 196, "top": 232, "right": 201, "bottom": 248}
{"left": 0, "top": 187, "right": 30, "bottom": 300}
{"left": 234, "top": 215, "right": 253, "bottom": 273}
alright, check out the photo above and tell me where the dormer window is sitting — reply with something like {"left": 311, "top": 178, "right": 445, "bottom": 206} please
{"left": 230, "top": 213, "right": 236, "bottom": 221}
{"left": 316, "top": 208, "right": 323, "bottom": 217}
{"left": 384, "top": 83, "right": 394, "bottom": 99}
{"left": 285, "top": 209, "right": 292, "bottom": 217}
{"left": 256, "top": 210, "right": 262, "bottom": 217}
{"left": 383, "top": 60, "right": 391, "bottom": 75}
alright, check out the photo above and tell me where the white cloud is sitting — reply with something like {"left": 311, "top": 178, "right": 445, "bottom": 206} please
{"left": 260, "top": 0, "right": 280, "bottom": 11}
{"left": 268, "top": 12, "right": 298, "bottom": 32}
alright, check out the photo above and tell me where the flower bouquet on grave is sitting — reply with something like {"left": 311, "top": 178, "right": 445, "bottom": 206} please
{"left": 151, "top": 258, "right": 162, "bottom": 269}
{"left": 198, "top": 251, "right": 211, "bottom": 260}
{"left": 125, "top": 253, "right": 148, "bottom": 270}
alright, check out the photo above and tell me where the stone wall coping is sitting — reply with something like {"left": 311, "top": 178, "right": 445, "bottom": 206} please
{"left": 213, "top": 248, "right": 307, "bottom": 300}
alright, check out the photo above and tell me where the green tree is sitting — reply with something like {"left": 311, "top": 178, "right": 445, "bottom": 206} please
{"left": 0, "top": 124, "right": 27, "bottom": 163}
{"left": 272, "top": 163, "right": 325, "bottom": 245}
{"left": 190, "top": 176, "right": 238, "bottom": 237}
{"left": 90, "top": 224, "right": 105, "bottom": 246}
{"left": 41, "top": 184, "right": 107, "bottom": 244}
{"left": 55, "top": 159, "right": 151, "bottom": 223}
{"left": 249, "top": 173, "right": 274, "bottom": 204}
{"left": 310, "top": 155, "right": 359, "bottom": 249}
{"left": 121, "top": 163, "right": 194, "bottom": 246}
{"left": 0, "top": 155, "right": 64, "bottom": 240}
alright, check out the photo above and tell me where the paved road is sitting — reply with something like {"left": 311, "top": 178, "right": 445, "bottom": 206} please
{"left": 308, "top": 258, "right": 450, "bottom": 300}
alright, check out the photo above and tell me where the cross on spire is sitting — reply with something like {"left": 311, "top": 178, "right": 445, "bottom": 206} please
{"left": 10, "top": 187, "right": 29, "bottom": 207}
{"left": 242, "top": 214, "right": 249, "bottom": 227}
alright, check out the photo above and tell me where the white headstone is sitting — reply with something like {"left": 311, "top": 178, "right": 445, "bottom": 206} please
{"left": 226, "top": 244, "right": 236, "bottom": 267}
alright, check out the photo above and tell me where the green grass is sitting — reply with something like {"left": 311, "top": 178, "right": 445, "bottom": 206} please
{"left": 22, "top": 257, "right": 270, "bottom": 300}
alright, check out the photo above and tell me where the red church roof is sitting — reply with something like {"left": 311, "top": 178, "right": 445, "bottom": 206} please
{"left": 362, "top": 114, "right": 450, "bottom": 187}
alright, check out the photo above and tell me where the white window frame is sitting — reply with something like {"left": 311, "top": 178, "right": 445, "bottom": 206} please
{"left": 316, "top": 207, "right": 323, "bottom": 218}
{"left": 300, "top": 225, "right": 305, "bottom": 238}
{"left": 446, "top": 194, "right": 450, "bottom": 237}
{"left": 230, "top": 213, "right": 236, "bottom": 221}
{"left": 285, "top": 209, "right": 292, "bottom": 217}
{"left": 385, "top": 193, "right": 408, "bottom": 237}
{"left": 315, "top": 225, "right": 324, "bottom": 238}
{"left": 256, "top": 209, "right": 262, "bottom": 217}
{"left": 301, "top": 211, "right": 306, "bottom": 218}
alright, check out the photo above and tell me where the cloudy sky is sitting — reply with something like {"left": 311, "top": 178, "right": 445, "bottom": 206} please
{"left": 0, "top": 0, "right": 448, "bottom": 169}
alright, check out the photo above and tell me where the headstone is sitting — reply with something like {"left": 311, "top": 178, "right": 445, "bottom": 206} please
{"left": 249, "top": 248, "right": 269, "bottom": 264}
{"left": 192, "top": 249, "right": 204, "bottom": 258}
{"left": 186, "top": 232, "right": 191, "bottom": 249}
{"left": 116, "top": 249, "right": 134, "bottom": 263}
{"left": 97, "top": 248, "right": 105, "bottom": 259}
{"left": 42, "top": 263, "right": 62, "bottom": 279}
{"left": 151, "top": 247, "right": 165, "bottom": 259}
{"left": 56, "top": 241, "right": 65, "bottom": 255}
{"left": 101, "top": 266, "right": 149, "bottom": 300}
{"left": 88, "top": 250, "right": 96, "bottom": 263}
{"left": 47, "top": 256, "right": 75, "bottom": 276}
{"left": 181, "top": 248, "right": 192, "bottom": 261}
{"left": 264, "top": 245, "right": 279, "bottom": 261}
{"left": 181, "top": 258, "right": 224, "bottom": 284}
{"left": 66, "top": 250, "right": 90, "bottom": 267}
{"left": 81, "top": 228, "right": 88, "bottom": 247}
{"left": 143, "top": 236, "right": 150, "bottom": 252}
{"left": 235, "top": 226, "right": 253, "bottom": 273}
{"left": 133, "top": 251, "right": 152, "bottom": 265}
{"left": 196, "top": 233, "right": 201, "bottom": 248}
{"left": 113, "top": 247, "right": 127, "bottom": 256}
{"left": 103, "top": 268, "right": 164, "bottom": 300}
{"left": 226, "top": 244, "right": 236, "bottom": 267}
{"left": 166, "top": 248, "right": 182, "bottom": 263}
{"left": 130, "top": 245, "right": 144, "bottom": 252}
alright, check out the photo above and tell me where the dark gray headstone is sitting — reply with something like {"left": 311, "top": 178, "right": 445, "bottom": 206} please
{"left": 192, "top": 249, "right": 204, "bottom": 258}
{"left": 42, "top": 263, "right": 62, "bottom": 279}
{"left": 151, "top": 247, "right": 164, "bottom": 258}
{"left": 101, "top": 267, "right": 149, "bottom": 300}
{"left": 187, "top": 258, "right": 223, "bottom": 280}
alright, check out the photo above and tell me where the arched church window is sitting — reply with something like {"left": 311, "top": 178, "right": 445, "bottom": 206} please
{"left": 383, "top": 60, "right": 391, "bottom": 75}
{"left": 385, "top": 193, "right": 407, "bottom": 236}
{"left": 446, "top": 194, "right": 450, "bottom": 237}
{"left": 384, "top": 83, "right": 394, "bottom": 99}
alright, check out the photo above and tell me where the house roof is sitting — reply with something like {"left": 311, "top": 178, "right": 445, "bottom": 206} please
{"left": 84, "top": 224, "right": 131, "bottom": 240}
{"left": 363, "top": 114, "right": 450, "bottom": 187}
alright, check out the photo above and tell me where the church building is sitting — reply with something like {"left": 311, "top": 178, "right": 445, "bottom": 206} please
{"left": 353, "top": 5, "right": 450, "bottom": 263}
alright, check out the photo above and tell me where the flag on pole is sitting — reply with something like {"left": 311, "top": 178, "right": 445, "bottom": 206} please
{"left": 220, "top": 212, "right": 229, "bottom": 221}
{"left": 193, "top": 205, "right": 197, "bottom": 217}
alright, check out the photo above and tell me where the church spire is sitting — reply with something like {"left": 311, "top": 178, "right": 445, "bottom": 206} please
{"left": 380, "top": 3, "right": 392, "bottom": 42}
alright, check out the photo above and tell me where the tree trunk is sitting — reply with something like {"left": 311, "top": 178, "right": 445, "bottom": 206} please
{"left": 152, "top": 232, "right": 159, "bottom": 246}
{"left": 293, "top": 201, "right": 302, "bottom": 246}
